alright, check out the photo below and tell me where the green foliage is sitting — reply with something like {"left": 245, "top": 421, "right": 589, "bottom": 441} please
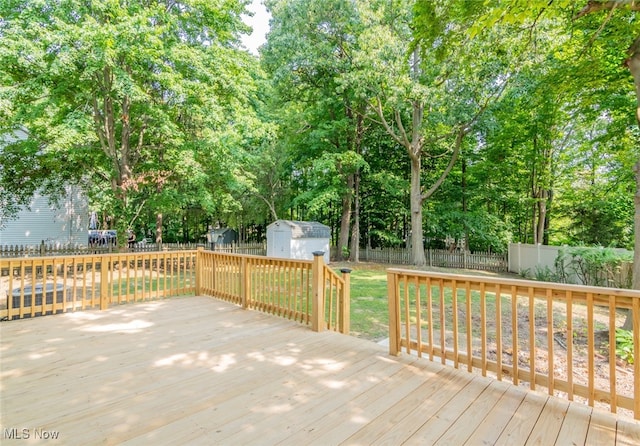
{"left": 0, "top": 0, "right": 260, "bottom": 238}
{"left": 555, "top": 246, "right": 633, "bottom": 288}
{"left": 520, "top": 265, "right": 564, "bottom": 283}
{"left": 0, "top": 0, "right": 638, "bottom": 254}
{"left": 615, "top": 329, "right": 635, "bottom": 364}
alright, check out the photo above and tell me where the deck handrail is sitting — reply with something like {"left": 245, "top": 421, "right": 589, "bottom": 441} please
{"left": 1, "top": 250, "right": 197, "bottom": 320}
{"left": 0, "top": 249, "right": 350, "bottom": 336}
{"left": 387, "top": 268, "right": 640, "bottom": 419}
{"left": 197, "top": 249, "right": 350, "bottom": 333}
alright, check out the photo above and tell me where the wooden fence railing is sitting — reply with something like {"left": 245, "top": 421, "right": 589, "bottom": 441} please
{"left": 1, "top": 250, "right": 197, "bottom": 320}
{"left": 197, "top": 250, "right": 350, "bottom": 333}
{"left": 386, "top": 268, "right": 640, "bottom": 419}
{"left": 1, "top": 249, "right": 350, "bottom": 334}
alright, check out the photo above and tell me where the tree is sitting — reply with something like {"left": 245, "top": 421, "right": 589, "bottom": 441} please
{"left": 341, "top": 0, "right": 516, "bottom": 265}
{"left": 470, "top": 0, "right": 639, "bottom": 326}
{"left": 262, "top": 0, "right": 369, "bottom": 260}
{"left": 573, "top": 0, "right": 640, "bottom": 329}
{"left": 0, "top": 0, "right": 256, "bottom": 243}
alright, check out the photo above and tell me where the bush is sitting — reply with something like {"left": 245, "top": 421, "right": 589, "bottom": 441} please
{"left": 615, "top": 329, "right": 635, "bottom": 364}
{"left": 554, "top": 246, "right": 632, "bottom": 288}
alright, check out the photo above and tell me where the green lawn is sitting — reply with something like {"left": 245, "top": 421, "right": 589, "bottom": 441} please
{"left": 337, "top": 263, "right": 508, "bottom": 342}
{"left": 340, "top": 265, "right": 391, "bottom": 341}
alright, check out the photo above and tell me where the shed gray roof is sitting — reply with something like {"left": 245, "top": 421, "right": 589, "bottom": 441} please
{"left": 209, "top": 227, "right": 236, "bottom": 235}
{"left": 269, "top": 220, "right": 330, "bottom": 239}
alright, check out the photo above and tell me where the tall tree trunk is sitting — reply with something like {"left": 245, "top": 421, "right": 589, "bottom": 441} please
{"left": 461, "top": 156, "right": 469, "bottom": 250}
{"left": 156, "top": 213, "right": 163, "bottom": 244}
{"left": 349, "top": 110, "right": 365, "bottom": 263}
{"left": 349, "top": 168, "right": 360, "bottom": 262}
{"left": 622, "top": 37, "right": 640, "bottom": 330}
{"left": 410, "top": 156, "right": 427, "bottom": 265}
{"left": 543, "top": 189, "right": 553, "bottom": 245}
{"left": 536, "top": 189, "right": 548, "bottom": 245}
{"left": 338, "top": 174, "right": 354, "bottom": 260}
{"left": 155, "top": 150, "right": 164, "bottom": 245}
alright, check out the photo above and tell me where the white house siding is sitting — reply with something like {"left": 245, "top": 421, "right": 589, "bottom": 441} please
{"left": 0, "top": 186, "right": 88, "bottom": 247}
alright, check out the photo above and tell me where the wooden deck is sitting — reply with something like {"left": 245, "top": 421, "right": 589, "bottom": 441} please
{"left": 1, "top": 296, "right": 639, "bottom": 445}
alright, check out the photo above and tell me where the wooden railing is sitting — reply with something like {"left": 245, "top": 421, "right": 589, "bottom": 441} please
{"left": 1, "top": 249, "right": 350, "bottom": 335}
{"left": 1, "top": 251, "right": 197, "bottom": 320}
{"left": 197, "top": 250, "right": 350, "bottom": 333}
{"left": 387, "top": 268, "right": 640, "bottom": 419}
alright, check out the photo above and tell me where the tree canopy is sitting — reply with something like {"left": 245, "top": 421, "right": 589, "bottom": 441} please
{"left": 0, "top": 0, "right": 637, "bottom": 259}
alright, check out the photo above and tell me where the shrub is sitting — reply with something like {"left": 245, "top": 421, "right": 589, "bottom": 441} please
{"left": 615, "top": 329, "right": 635, "bottom": 364}
{"left": 554, "top": 246, "right": 632, "bottom": 288}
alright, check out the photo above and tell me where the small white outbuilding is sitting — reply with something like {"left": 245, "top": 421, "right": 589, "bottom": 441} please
{"left": 266, "top": 220, "right": 330, "bottom": 264}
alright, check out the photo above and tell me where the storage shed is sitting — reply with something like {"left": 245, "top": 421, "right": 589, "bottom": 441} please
{"left": 207, "top": 227, "right": 238, "bottom": 248}
{"left": 267, "top": 220, "right": 330, "bottom": 263}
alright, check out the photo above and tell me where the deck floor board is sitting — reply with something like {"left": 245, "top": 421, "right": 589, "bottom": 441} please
{"left": 1, "top": 296, "right": 638, "bottom": 445}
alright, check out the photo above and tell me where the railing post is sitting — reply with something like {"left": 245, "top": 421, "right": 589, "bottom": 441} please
{"left": 100, "top": 257, "right": 109, "bottom": 310}
{"left": 195, "top": 247, "right": 203, "bottom": 295}
{"left": 387, "top": 271, "right": 400, "bottom": 356}
{"left": 339, "top": 268, "right": 351, "bottom": 335}
{"left": 634, "top": 297, "right": 640, "bottom": 420}
{"left": 241, "top": 256, "right": 250, "bottom": 309}
{"left": 312, "top": 251, "right": 325, "bottom": 332}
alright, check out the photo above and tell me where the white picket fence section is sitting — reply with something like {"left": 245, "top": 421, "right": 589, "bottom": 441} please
{"left": 357, "top": 247, "right": 507, "bottom": 272}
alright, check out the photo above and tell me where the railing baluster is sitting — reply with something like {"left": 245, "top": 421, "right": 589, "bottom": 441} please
{"left": 480, "top": 282, "right": 487, "bottom": 377}
{"left": 528, "top": 286, "right": 536, "bottom": 390}
{"left": 566, "top": 290, "right": 573, "bottom": 401}
{"left": 511, "top": 285, "right": 519, "bottom": 385}
{"left": 633, "top": 297, "right": 639, "bottom": 420}
{"left": 547, "top": 288, "right": 554, "bottom": 395}
{"left": 465, "top": 281, "right": 472, "bottom": 373}
{"left": 439, "top": 278, "right": 445, "bottom": 365}
{"left": 415, "top": 276, "right": 422, "bottom": 359}
{"left": 386, "top": 268, "right": 640, "bottom": 418}
{"left": 425, "top": 277, "right": 433, "bottom": 360}
{"left": 452, "top": 279, "right": 459, "bottom": 368}
{"left": 609, "top": 294, "right": 617, "bottom": 413}
{"left": 496, "top": 284, "right": 502, "bottom": 381}
{"left": 403, "top": 275, "right": 411, "bottom": 355}
{"left": 587, "top": 292, "right": 595, "bottom": 407}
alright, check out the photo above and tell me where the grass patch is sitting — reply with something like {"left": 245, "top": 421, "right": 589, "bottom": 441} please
{"left": 344, "top": 267, "right": 390, "bottom": 341}
{"left": 111, "top": 275, "right": 195, "bottom": 298}
{"left": 337, "top": 264, "right": 505, "bottom": 342}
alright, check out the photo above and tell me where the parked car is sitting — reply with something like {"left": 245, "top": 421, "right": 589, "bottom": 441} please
{"left": 88, "top": 230, "right": 117, "bottom": 246}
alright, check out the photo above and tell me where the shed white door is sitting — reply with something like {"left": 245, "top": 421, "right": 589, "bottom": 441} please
{"left": 274, "top": 231, "right": 290, "bottom": 258}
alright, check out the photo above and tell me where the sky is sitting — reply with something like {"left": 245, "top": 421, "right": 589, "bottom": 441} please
{"left": 241, "top": 0, "right": 271, "bottom": 55}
